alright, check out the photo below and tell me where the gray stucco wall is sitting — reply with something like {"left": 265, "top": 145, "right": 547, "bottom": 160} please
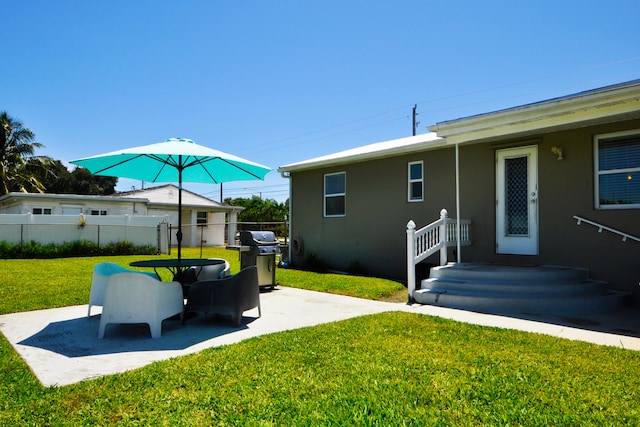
{"left": 289, "top": 118, "right": 640, "bottom": 295}
{"left": 290, "top": 147, "right": 456, "bottom": 280}
{"left": 456, "top": 119, "right": 640, "bottom": 294}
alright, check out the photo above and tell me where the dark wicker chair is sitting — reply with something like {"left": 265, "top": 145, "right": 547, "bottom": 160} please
{"left": 174, "top": 259, "right": 231, "bottom": 298}
{"left": 183, "top": 266, "right": 261, "bottom": 326}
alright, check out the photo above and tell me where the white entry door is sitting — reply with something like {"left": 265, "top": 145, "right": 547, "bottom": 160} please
{"left": 496, "top": 146, "right": 538, "bottom": 255}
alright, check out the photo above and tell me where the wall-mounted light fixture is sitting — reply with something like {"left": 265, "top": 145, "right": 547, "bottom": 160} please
{"left": 551, "top": 146, "right": 563, "bottom": 160}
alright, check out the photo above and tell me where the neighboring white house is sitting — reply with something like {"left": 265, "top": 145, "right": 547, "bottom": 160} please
{"left": 0, "top": 184, "right": 242, "bottom": 249}
{"left": 118, "top": 184, "right": 243, "bottom": 248}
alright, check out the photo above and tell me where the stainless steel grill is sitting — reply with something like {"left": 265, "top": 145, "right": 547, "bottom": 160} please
{"left": 228, "top": 230, "right": 278, "bottom": 289}
{"left": 239, "top": 231, "right": 279, "bottom": 253}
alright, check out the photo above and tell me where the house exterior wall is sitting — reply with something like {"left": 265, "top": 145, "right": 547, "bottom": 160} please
{"left": 289, "top": 117, "right": 640, "bottom": 295}
{"left": 148, "top": 207, "right": 228, "bottom": 247}
{"left": 290, "top": 147, "right": 456, "bottom": 280}
{"left": 183, "top": 210, "right": 226, "bottom": 247}
{"left": 455, "top": 118, "right": 640, "bottom": 295}
{"left": 121, "top": 185, "right": 237, "bottom": 247}
{"left": 0, "top": 199, "right": 146, "bottom": 216}
{"left": 0, "top": 186, "right": 235, "bottom": 249}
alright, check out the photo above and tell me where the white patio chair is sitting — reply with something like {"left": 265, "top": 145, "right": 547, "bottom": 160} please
{"left": 88, "top": 262, "right": 157, "bottom": 317}
{"left": 176, "top": 258, "right": 231, "bottom": 283}
{"left": 198, "top": 258, "right": 231, "bottom": 280}
{"left": 98, "top": 273, "right": 184, "bottom": 339}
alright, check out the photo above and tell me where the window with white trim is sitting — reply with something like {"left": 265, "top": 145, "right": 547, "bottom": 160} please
{"left": 197, "top": 211, "right": 208, "bottom": 226}
{"left": 32, "top": 208, "right": 52, "bottom": 215}
{"left": 408, "top": 161, "right": 424, "bottom": 202}
{"left": 595, "top": 129, "right": 640, "bottom": 209}
{"left": 324, "top": 172, "right": 346, "bottom": 217}
{"left": 91, "top": 210, "right": 108, "bottom": 216}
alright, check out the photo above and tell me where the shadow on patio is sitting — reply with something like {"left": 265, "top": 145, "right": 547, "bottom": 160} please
{"left": 18, "top": 314, "right": 254, "bottom": 358}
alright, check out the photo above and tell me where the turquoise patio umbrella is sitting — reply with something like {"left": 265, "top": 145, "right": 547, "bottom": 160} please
{"left": 71, "top": 138, "right": 271, "bottom": 260}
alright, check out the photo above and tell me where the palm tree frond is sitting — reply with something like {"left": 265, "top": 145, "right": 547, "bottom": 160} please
{"left": 0, "top": 111, "right": 45, "bottom": 195}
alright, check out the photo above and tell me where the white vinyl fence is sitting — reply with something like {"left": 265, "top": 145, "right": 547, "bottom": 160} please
{"left": 0, "top": 214, "right": 170, "bottom": 253}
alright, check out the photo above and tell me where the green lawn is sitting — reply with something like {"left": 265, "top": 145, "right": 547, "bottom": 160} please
{"left": 1, "top": 248, "right": 639, "bottom": 425}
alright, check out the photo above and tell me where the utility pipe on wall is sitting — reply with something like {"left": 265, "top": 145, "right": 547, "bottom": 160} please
{"left": 455, "top": 142, "right": 461, "bottom": 263}
{"left": 281, "top": 171, "right": 292, "bottom": 263}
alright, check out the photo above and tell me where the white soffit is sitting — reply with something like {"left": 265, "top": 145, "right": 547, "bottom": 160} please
{"left": 429, "top": 79, "right": 640, "bottom": 145}
{"left": 278, "top": 132, "right": 445, "bottom": 172}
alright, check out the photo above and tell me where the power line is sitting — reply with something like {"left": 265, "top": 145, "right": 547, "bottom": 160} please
{"left": 194, "top": 60, "right": 640, "bottom": 204}
{"left": 221, "top": 189, "right": 289, "bottom": 196}
{"left": 218, "top": 59, "right": 640, "bottom": 202}
{"left": 236, "top": 115, "right": 409, "bottom": 157}
{"left": 232, "top": 56, "right": 640, "bottom": 156}
{"left": 412, "top": 56, "right": 640, "bottom": 108}
{"left": 234, "top": 106, "right": 411, "bottom": 154}
{"left": 202, "top": 184, "right": 290, "bottom": 199}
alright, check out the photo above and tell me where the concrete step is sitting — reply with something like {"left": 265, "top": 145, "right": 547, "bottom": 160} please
{"left": 414, "top": 262, "right": 631, "bottom": 315}
{"left": 429, "top": 263, "right": 590, "bottom": 284}
{"left": 413, "top": 287, "right": 631, "bottom": 314}
{"left": 421, "top": 277, "right": 610, "bottom": 297}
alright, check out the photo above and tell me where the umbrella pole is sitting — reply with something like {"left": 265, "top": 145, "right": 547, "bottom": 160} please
{"left": 177, "top": 161, "right": 183, "bottom": 261}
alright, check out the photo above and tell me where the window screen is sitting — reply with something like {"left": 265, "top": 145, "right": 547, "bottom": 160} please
{"left": 33, "top": 208, "right": 52, "bottom": 215}
{"left": 596, "top": 130, "right": 640, "bottom": 208}
{"left": 408, "top": 161, "right": 423, "bottom": 202}
{"left": 197, "top": 211, "right": 208, "bottom": 226}
{"left": 324, "top": 172, "right": 346, "bottom": 217}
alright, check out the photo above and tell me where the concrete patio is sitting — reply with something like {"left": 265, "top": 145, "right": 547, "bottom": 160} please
{"left": 1, "top": 286, "right": 639, "bottom": 387}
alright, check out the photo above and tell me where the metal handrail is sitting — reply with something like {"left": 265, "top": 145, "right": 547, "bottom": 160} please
{"left": 573, "top": 215, "right": 640, "bottom": 243}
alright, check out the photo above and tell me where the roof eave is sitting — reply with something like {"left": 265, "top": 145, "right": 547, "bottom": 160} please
{"left": 0, "top": 192, "right": 149, "bottom": 204}
{"left": 278, "top": 133, "right": 446, "bottom": 173}
{"left": 428, "top": 79, "right": 640, "bottom": 145}
{"left": 145, "top": 200, "right": 242, "bottom": 212}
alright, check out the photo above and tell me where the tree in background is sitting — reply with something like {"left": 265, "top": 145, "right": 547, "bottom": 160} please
{"left": 0, "top": 111, "right": 49, "bottom": 195}
{"left": 227, "top": 195, "right": 288, "bottom": 222}
{"left": 1, "top": 111, "right": 117, "bottom": 196}
{"left": 66, "top": 165, "right": 117, "bottom": 195}
{"left": 28, "top": 159, "right": 117, "bottom": 195}
{"left": 226, "top": 195, "right": 289, "bottom": 236}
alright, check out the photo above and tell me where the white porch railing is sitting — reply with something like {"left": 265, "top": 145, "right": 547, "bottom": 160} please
{"left": 406, "top": 209, "right": 471, "bottom": 300}
{"left": 573, "top": 215, "right": 640, "bottom": 243}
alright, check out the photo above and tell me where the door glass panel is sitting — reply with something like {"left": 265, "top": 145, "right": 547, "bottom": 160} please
{"left": 505, "top": 156, "right": 529, "bottom": 236}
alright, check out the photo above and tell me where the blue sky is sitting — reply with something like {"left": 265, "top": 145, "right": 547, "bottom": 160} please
{"left": 2, "top": 1, "right": 639, "bottom": 202}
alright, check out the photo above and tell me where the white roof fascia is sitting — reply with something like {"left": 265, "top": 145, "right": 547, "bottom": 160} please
{"left": 0, "top": 189, "right": 242, "bottom": 213}
{"left": 0, "top": 192, "right": 148, "bottom": 204}
{"left": 120, "top": 184, "right": 240, "bottom": 212}
{"left": 429, "top": 79, "right": 640, "bottom": 145}
{"left": 278, "top": 132, "right": 446, "bottom": 173}
{"left": 147, "top": 201, "right": 241, "bottom": 212}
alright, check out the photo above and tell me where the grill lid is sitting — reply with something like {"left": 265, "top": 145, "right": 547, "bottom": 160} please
{"left": 240, "top": 230, "right": 278, "bottom": 246}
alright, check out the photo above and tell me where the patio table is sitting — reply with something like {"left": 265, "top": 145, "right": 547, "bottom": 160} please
{"left": 130, "top": 258, "right": 225, "bottom": 283}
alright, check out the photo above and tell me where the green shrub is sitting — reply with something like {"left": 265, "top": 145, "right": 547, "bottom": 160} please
{"left": 0, "top": 240, "right": 157, "bottom": 259}
{"left": 0, "top": 240, "right": 21, "bottom": 256}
